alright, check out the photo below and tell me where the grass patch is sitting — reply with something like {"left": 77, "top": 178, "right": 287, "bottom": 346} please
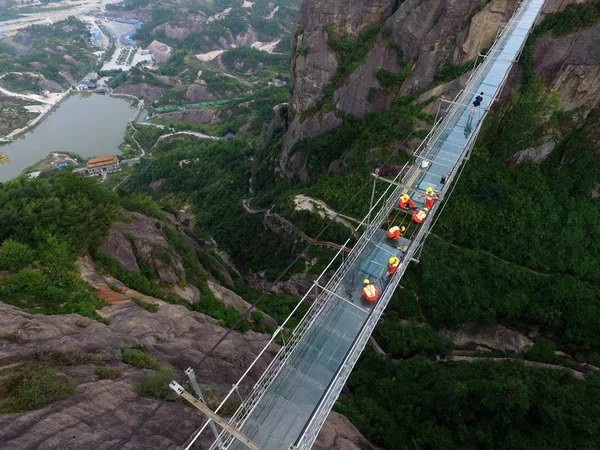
{"left": 131, "top": 296, "right": 159, "bottom": 313}
{"left": 32, "top": 349, "right": 106, "bottom": 366}
{"left": 0, "top": 332, "right": 18, "bottom": 342}
{"left": 135, "top": 367, "right": 175, "bottom": 399}
{"left": 121, "top": 348, "right": 161, "bottom": 370}
{"left": 94, "top": 366, "right": 123, "bottom": 380}
{"left": 0, "top": 364, "right": 76, "bottom": 414}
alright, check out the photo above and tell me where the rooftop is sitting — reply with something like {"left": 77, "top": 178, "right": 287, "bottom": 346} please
{"left": 87, "top": 155, "right": 118, "bottom": 169}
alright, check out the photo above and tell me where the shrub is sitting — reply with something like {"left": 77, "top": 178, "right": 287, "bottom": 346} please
{"left": 0, "top": 239, "right": 35, "bottom": 272}
{"left": 0, "top": 364, "right": 76, "bottom": 414}
{"left": 121, "top": 348, "right": 161, "bottom": 370}
{"left": 94, "top": 366, "right": 123, "bottom": 380}
{"left": 136, "top": 367, "right": 175, "bottom": 399}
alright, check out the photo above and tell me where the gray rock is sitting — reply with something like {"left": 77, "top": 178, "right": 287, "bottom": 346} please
{"left": 313, "top": 411, "right": 373, "bottom": 450}
{"left": 113, "top": 84, "right": 166, "bottom": 101}
{"left": 439, "top": 322, "right": 533, "bottom": 352}
{"left": 506, "top": 138, "right": 556, "bottom": 165}
{"left": 153, "top": 109, "right": 222, "bottom": 124}
{"left": 184, "top": 83, "right": 216, "bottom": 102}
{"left": 334, "top": 40, "right": 401, "bottom": 117}
{"left": 533, "top": 22, "right": 600, "bottom": 113}
{"left": 0, "top": 301, "right": 278, "bottom": 450}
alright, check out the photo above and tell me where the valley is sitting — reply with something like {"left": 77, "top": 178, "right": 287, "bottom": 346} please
{"left": 0, "top": 0, "right": 599, "bottom": 449}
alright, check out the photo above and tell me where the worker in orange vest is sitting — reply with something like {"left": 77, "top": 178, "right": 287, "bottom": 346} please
{"left": 361, "top": 279, "right": 379, "bottom": 302}
{"left": 399, "top": 193, "right": 416, "bottom": 210}
{"left": 386, "top": 225, "right": 406, "bottom": 240}
{"left": 388, "top": 256, "right": 400, "bottom": 276}
{"left": 412, "top": 207, "right": 428, "bottom": 224}
{"left": 420, "top": 187, "right": 439, "bottom": 209}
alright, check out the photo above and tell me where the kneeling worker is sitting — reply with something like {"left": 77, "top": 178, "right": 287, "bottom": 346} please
{"left": 412, "top": 207, "right": 428, "bottom": 224}
{"left": 361, "top": 279, "right": 379, "bottom": 302}
{"left": 388, "top": 256, "right": 400, "bottom": 276}
{"left": 386, "top": 225, "right": 406, "bottom": 241}
{"left": 399, "top": 193, "right": 416, "bottom": 210}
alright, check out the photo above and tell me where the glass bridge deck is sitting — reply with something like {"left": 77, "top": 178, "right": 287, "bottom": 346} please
{"left": 226, "top": 0, "right": 545, "bottom": 448}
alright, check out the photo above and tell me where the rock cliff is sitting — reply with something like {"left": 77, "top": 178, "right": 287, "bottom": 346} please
{"left": 281, "top": 0, "right": 600, "bottom": 178}
{"left": 0, "top": 299, "right": 370, "bottom": 449}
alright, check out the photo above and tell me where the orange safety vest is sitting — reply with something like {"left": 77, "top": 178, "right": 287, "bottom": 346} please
{"left": 362, "top": 284, "right": 379, "bottom": 302}
{"left": 388, "top": 258, "right": 400, "bottom": 275}
{"left": 412, "top": 210, "right": 427, "bottom": 224}
{"left": 387, "top": 226, "right": 401, "bottom": 240}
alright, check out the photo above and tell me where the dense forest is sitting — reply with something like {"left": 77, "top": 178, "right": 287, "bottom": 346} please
{"left": 337, "top": 351, "right": 600, "bottom": 449}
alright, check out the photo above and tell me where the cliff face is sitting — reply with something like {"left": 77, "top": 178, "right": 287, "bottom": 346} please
{"left": 281, "top": 0, "right": 598, "bottom": 178}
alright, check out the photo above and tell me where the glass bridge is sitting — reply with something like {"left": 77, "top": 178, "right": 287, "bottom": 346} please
{"left": 181, "top": 0, "right": 547, "bottom": 448}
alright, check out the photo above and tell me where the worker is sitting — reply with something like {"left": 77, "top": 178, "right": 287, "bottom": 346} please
{"left": 388, "top": 256, "right": 400, "bottom": 276}
{"left": 361, "top": 279, "right": 379, "bottom": 302}
{"left": 412, "top": 207, "right": 428, "bottom": 224}
{"left": 386, "top": 225, "right": 406, "bottom": 240}
{"left": 399, "top": 193, "right": 416, "bottom": 210}
{"left": 420, "top": 187, "right": 439, "bottom": 209}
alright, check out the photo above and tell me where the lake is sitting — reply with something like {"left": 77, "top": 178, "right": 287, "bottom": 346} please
{"left": 0, "top": 94, "right": 141, "bottom": 182}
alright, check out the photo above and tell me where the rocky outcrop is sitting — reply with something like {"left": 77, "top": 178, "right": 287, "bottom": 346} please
{"left": 185, "top": 82, "right": 216, "bottom": 102}
{"left": 0, "top": 301, "right": 277, "bottom": 450}
{"left": 37, "top": 78, "right": 64, "bottom": 93}
{"left": 282, "top": 111, "right": 343, "bottom": 180}
{"left": 281, "top": 0, "right": 519, "bottom": 177}
{"left": 439, "top": 322, "right": 533, "bottom": 352}
{"left": 507, "top": 137, "right": 556, "bottom": 165}
{"left": 147, "top": 40, "right": 171, "bottom": 63}
{"left": 154, "top": 108, "right": 223, "bottom": 124}
{"left": 334, "top": 40, "right": 401, "bottom": 117}
{"left": 153, "top": 23, "right": 191, "bottom": 40}
{"left": 313, "top": 411, "right": 374, "bottom": 450}
{"left": 207, "top": 280, "right": 278, "bottom": 328}
{"left": 456, "top": 0, "right": 513, "bottom": 62}
{"left": 101, "top": 211, "right": 186, "bottom": 285}
{"left": 113, "top": 83, "right": 166, "bottom": 101}
{"left": 533, "top": 22, "right": 600, "bottom": 114}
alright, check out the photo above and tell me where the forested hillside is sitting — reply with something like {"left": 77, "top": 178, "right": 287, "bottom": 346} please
{"left": 117, "top": 1, "right": 600, "bottom": 447}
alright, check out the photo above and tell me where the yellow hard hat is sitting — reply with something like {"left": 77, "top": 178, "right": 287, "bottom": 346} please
{"left": 401, "top": 226, "right": 406, "bottom": 232}
{"left": 389, "top": 257, "right": 397, "bottom": 264}
{"left": 363, "top": 279, "right": 370, "bottom": 285}
{"left": 424, "top": 207, "right": 429, "bottom": 212}
{"left": 427, "top": 187, "right": 433, "bottom": 194}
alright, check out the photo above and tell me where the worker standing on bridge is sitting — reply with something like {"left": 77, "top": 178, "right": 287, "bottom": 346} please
{"left": 386, "top": 225, "right": 406, "bottom": 241}
{"left": 361, "top": 279, "right": 379, "bottom": 302}
{"left": 412, "top": 207, "right": 428, "bottom": 224}
{"left": 399, "top": 193, "right": 416, "bottom": 210}
{"left": 388, "top": 256, "right": 400, "bottom": 276}
{"left": 420, "top": 187, "right": 439, "bottom": 209}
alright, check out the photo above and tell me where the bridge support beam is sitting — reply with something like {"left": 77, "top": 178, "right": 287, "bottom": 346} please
{"left": 170, "top": 381, "right": 263, "bottom": 450}
{"left": 185, "top": 368, "right": 226, "bottom": 450}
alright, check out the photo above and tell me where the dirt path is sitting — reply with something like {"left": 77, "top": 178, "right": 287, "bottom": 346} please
{"left": 451, "top": 355, "right": 586, "bottom": 380}
{"left": 153, "top": 130, "right": 221, "bottom": 148}
{"left": 294, "top": 194, "right": 361, "bottom": 238}
{"left": 429, "top": 233, "right": 554, "bottom": 277}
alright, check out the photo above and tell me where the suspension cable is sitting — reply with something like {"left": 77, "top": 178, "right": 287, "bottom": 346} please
{"left": 112, "top": 130, "right": 419, "bottom": 450}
